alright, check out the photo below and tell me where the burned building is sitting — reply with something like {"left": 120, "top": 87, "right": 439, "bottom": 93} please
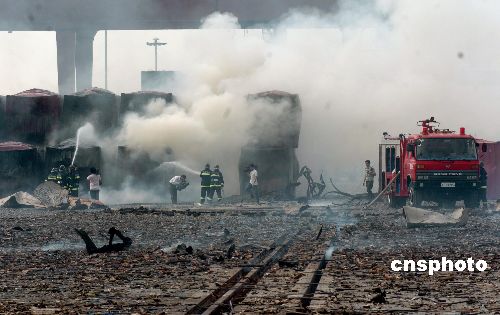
{"left": 239, "top": 91, "right": 302, "bottom": 198}
{"left": 120, "top": 91, "right": 174, "bottom": 117}
{"left": 4, "top": 89, "right": 61, "bottom": 145}
{"left": 60, "top": 88, "right": 119, "bottom": 140}
{"left": 0, "top": 142, "right": 41, "bottom": 196}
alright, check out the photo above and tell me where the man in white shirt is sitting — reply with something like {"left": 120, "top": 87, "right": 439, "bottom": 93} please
{"left": 249, "top": 165, "right": 259, "bottom": 204}
{"left": 169, "top": 174, "right": 188, "bottom": 204}
{"left": 86, "top": 167, "right": 101, "bottom": 200}
{"left": 363, "top": 160, "right": 377, "bottom": 199}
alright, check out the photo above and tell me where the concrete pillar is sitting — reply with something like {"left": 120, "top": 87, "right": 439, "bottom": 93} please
{"left": 56, "top": 31, "right": 76, "bottom": 95}
{"left": 75, "top": 31, "right": 96, "bottom": 92}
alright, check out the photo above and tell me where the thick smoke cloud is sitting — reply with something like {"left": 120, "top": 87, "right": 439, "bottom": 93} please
{"left": 3, "top": 0, "right": 500, "bottom": 200}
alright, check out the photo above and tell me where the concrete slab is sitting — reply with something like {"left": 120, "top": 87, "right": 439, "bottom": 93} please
{"left": 403, "top": 206, "right": 468, "bottom": 228}
{"left": 0, "top": 192, "right": 45, "bottom": 208}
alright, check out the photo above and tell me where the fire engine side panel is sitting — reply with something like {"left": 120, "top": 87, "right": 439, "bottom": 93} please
{"left": 378, "top": 140, "right": 400, "bottom": 194}
{"left": 477, "top": 141, "right": 500, "bottom": 200}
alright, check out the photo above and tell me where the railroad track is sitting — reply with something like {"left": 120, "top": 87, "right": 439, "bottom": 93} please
{"left": 187, "top": 224, "right": 339, "bottom": 315}
{"left": 187, "top": 230, "right": 302, "bottom": 314}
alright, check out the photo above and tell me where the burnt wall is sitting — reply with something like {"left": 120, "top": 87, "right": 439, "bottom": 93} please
{"left": 120, "top": 91, "right": 173, "bottom": 117}
{"left": 60, "top": 88, "right": 119, "bottom": 140}
{"left": 4, "top": 89, "right": 61, "bottom": 145}
{"left": 239, "top": 146, "right": 299, "bottom": 199}
{"left": 0, "top": 143, "right": 42, "bottom": 196}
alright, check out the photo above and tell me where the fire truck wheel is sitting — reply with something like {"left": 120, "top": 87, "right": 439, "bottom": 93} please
{"left": 408, "top": 187, "right": 422, "bottom": 207}
{"left": 464, "top": 193, "right": 479, "bottom": 209}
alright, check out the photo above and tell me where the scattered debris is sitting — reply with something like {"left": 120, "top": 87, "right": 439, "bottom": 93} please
{"left": 297, "top": 166, "right": 326, "bottom": 199}
{"left": 403, "top": 206, "right": 468, "bottom": 228}
{"left": 299, "top": 204, "right": 310, "bottom": 213}
{"left": 226, "top": 243, "right": 236, "bottom": 258}
{"left": 75, "top": 227, "right": 132, "bottom": 254}
{"left": 327, "top": 178, "right": 366, "bottom": 199}
{"left": 278, "top": 260, "right": 299, "bottom": 268}
{"left": 315, "top": 224, "right": 323, "bottom": 240}
{"left": 370, "top": 288, "right": 387, "bottom": 304}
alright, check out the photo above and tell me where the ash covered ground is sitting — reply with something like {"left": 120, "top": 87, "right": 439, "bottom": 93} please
{"left": 0, "top": 199, "right": 499, "bottom": 314}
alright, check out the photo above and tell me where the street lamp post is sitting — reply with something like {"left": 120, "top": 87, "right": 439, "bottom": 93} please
{"left": 146, "top": 38, "right": 167, "bottom": 71}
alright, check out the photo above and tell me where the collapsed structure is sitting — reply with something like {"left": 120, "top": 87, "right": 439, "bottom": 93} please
{"left": 239, "top": 91, "right": 302, "bottom": 199}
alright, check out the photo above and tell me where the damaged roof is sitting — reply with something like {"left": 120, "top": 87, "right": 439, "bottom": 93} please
{"left": 14, "top": 89, "right": 58, "bottom": 97}
{"left": 73, "top": 87, "right": 116, "bottom": 96}
{"left": 48, "top": 138, "right": 99, "bottom": 150}
{"left": 0, "top": 142, "right": 34, "bottom": 152}
{"left": 253, "top": 90, "right": 298, "bottom": 97}
{"left": 126, "top": 91, "right": 172, "bottom": 96}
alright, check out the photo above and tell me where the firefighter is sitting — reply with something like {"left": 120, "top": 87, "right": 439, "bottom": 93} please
{"left": 46, "top": 167, "right": 58, "bottom": 183}
{"left": 56, "top": 165, "right": 69, "bottom": 190}
{"left": 169, "top": 174, "right": 188, "bottom": 204}
{"left": 363, "top": 160, "right": 376, "bottom": 199}
{"left": 479, "top": 161, "right": 488, "bottom": 209}
{"left": 209, "top": 165, "right": 224, "bottom": 202}
{"left": 67, "top": 165, "right": 81, "bottom": 197}
{"left": 200, "top": 164, "right": 212, "bottom": 204}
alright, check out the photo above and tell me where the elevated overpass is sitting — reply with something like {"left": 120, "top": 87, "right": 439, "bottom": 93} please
{"left": 0, "top": 0, "right": 337, "bottom": 93}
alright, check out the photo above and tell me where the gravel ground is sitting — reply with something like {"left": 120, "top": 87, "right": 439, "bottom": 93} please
{"left": 0, "top": 200, "right": 498, "bottom": 314}
{"left": 0, "top": 202, "right": 329, "bottom": 313}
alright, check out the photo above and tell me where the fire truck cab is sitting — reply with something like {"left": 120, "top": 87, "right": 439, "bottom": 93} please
{"left": 379, "top": 117, "right": 483, "bottom": 208}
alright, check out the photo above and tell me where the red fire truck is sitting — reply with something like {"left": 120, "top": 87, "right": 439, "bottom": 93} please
{"left": 379, "top": 117, "right": 486, "bottom": 208}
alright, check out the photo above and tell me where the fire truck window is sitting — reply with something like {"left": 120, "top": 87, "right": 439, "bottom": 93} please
{"left": 415, "top": 138, "right": 477, "bottom": 160}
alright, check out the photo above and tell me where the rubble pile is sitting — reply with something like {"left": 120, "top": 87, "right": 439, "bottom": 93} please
{"left": 0, "top": 192, "right": 45, "bottom": 208}
{"left": 33, "top": 181, "right": 68, "bottom": 207}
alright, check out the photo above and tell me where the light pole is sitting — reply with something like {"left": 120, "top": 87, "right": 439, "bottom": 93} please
{"left": 104, "top": 30, "right": 108, "bottom": 89}
{"left": 146, "top": 38, "right": 167, "bottom": 71}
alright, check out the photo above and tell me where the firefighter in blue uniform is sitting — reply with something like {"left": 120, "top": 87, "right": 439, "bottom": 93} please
{"left": 46, "top": 167, "right": 58, "bottom": 183}
{"left": 200, "top": 164, "right": 212, "bottom": 204}
{"left": 210, "top": 165, "right": 224, "bottom": 202}
{"left": 56, "top": 165, "right": 68, "bottom": 189}
{"left": 67, "top": 165, "right": 81, "bottom": 197}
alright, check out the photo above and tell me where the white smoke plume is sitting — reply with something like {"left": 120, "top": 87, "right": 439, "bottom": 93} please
{"left": 111, "top": 0, "right": 500, "bottom": 196}
{"left": 4, "top": 0, "right": 500, "bottom": 199}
